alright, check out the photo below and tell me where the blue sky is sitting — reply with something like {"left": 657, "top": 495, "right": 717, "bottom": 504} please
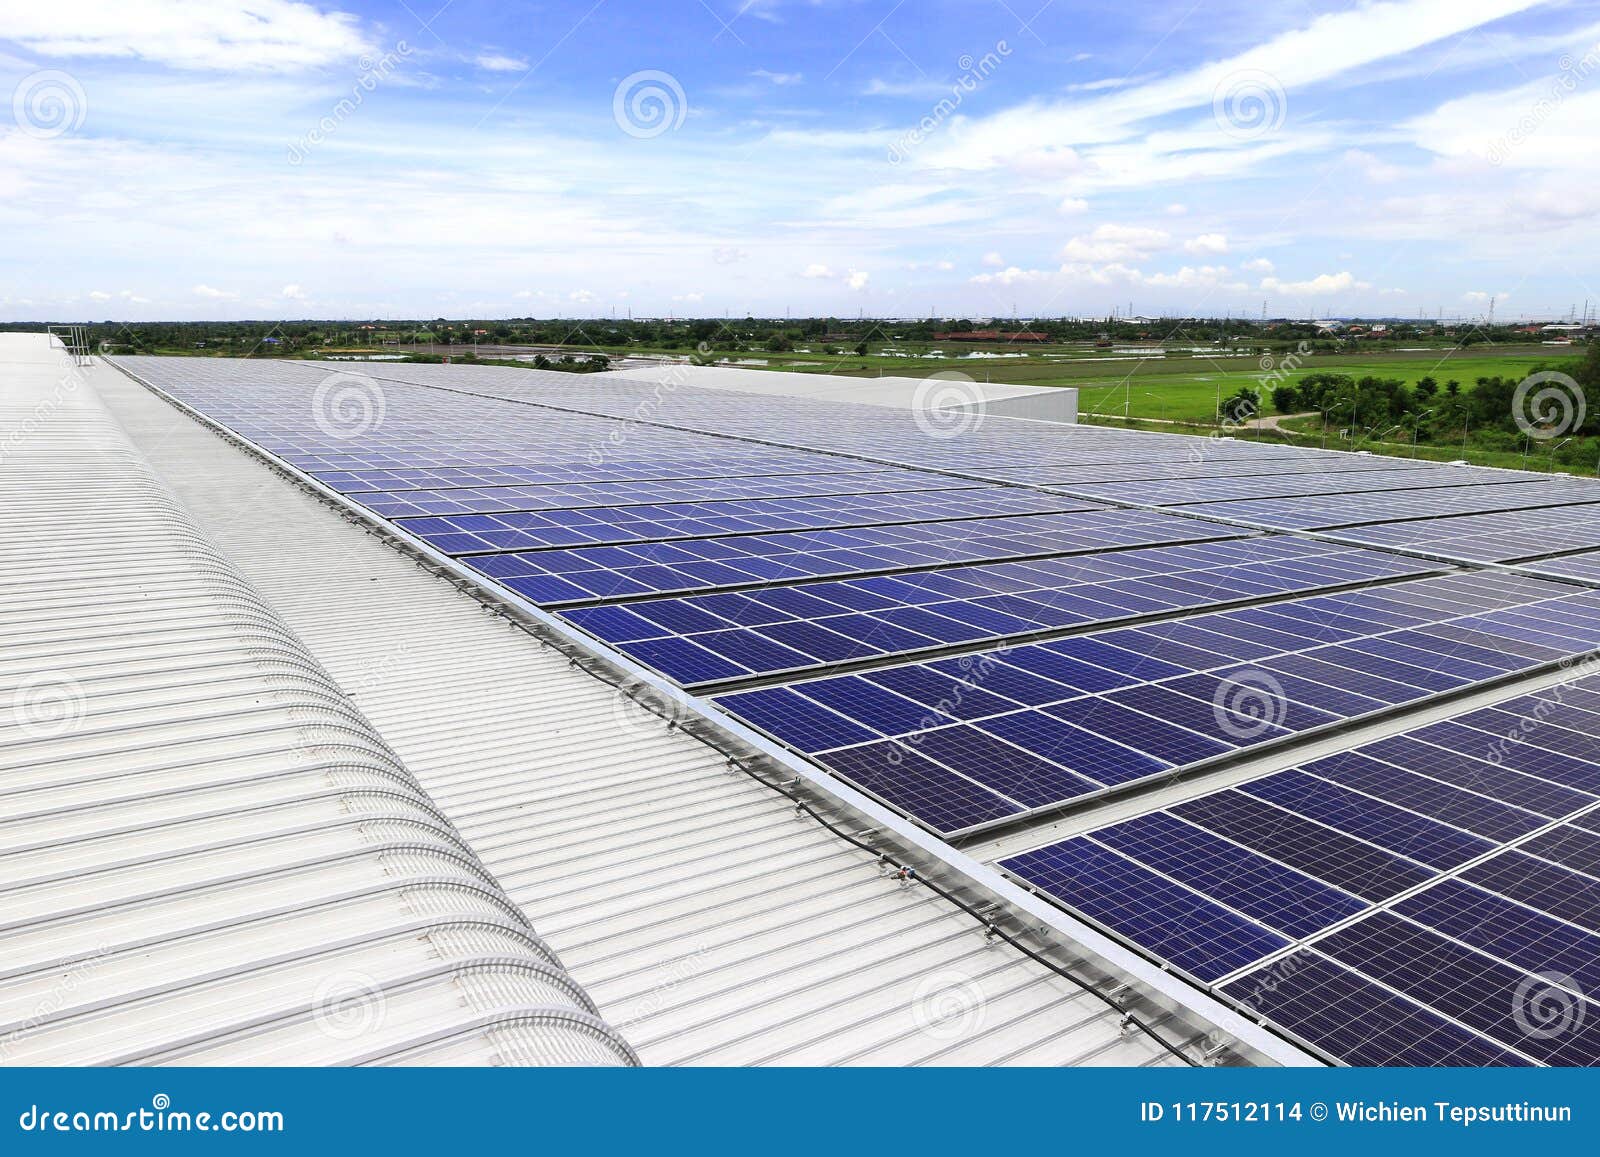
{"left": 3, "top": 0, "right": 1600, "bottom": 321}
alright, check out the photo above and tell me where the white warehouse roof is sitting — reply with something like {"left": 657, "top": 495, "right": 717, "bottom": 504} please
{"left": 607, "top": 362, "right": 1079, "bottom": 424}
{"left": 0, "top": 334, "right": 637, "bottom": 1067}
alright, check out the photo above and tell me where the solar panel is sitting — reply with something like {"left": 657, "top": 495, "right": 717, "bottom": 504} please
{"left": 565, "top": 538, "right": 1435, "bottom": 685}
{"left": 1000, "top": 669, "right": 1600, "bottom": 1066}
{"left": 113, "top": 353, "right": 1600, "bottom": 1069}
{"left": 715, "top": 573, "right": 1600, "bottom": 835}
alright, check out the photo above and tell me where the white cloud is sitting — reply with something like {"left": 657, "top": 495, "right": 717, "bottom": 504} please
{"left": 1165, "top": 203, "right": 1188, "bottom": 216}
{"left": 981, "top": 251, "right": 1005, "bottom": 267}
{"left": 1343, "top": 148, "right": 1405, "bottom": 183}
{"left": 863, "top": 77, "right": 950, "bottom": 98}
{"left": 1140, "top": 264, "right": 1247, "bottom": 290}
{"left": 902, "top": 0, "right": 1546, "bottom": 197}
{"left": 846, "top": 270, "right": 870, "bottom": 291}
{"left": 673, "top": 291, "right": 705, "bottom": 303}
{"left": 1241, "top": 257, "right": 1275, "bottom": 274}
{"left": 3, "top": 0, "right": 374, "bottom": 72}
{"left": 1059, "top": 197, "right": 1089, "bottom": 215}
{"left": 801, "top": 263, "right": 835, "bottom": 279}
{"left": 970, "top": 266, "right": 1052, "bottom": 286}
{"left": 1061, "top": 224, "right": 1171, "bottom": 263}
{"left": 475, "top": 53, "right": 528, "bottom": 73}
{"left": 88, "top": 289, "right": 111, "bottom": 301}
{"left": 751, "top": 69, "right": 802, "bottom": 86}
{"left": 192, "top": 284, "right": 238, "bottom": 300}
{"left": 1183, "top": 233, "right": 1229, "bottom": 255}
{"left": 281, "top": 283, "right": 306, "bottom": 300}
{"left": 1261, "top": 271, "right": 1370, "bottom": 296}
{"left": 569, "top": 289, "right": 596, "bottom": 303}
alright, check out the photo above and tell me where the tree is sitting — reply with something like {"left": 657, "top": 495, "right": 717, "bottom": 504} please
{"left": 1221, "top": 386, "right": 1261, "bottom": 424}
{"left": 1271, "top": 385, "right": 1301, "bottom": 414}
{"left": 854, "top": 341, "right": 868, "bottom": 357}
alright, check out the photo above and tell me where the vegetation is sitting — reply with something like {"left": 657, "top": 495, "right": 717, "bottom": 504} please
{"left": 1263, "top": 342, "right": 1600, "bottom": 471}
{"left": 6, "top": 309, "right": 1591, "bottom": 471}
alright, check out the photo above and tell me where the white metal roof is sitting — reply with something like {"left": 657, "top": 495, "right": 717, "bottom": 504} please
{"left": 89, "top": 352, "right": 1199, "bottom": 1067}
{"left": 606, "top": 362, "right": 1079, "bottom": 424}
{"left": 0, "top": 334, "right": 636, "bottom": 1067}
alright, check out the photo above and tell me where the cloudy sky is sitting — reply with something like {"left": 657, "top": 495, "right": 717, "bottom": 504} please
{"left": 3, "top": 0, "right": 1599, "bottom": 321}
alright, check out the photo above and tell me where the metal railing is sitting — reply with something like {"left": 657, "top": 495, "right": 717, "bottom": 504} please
{"left": 46, "top": 324, "right": 92, "bottom": 366}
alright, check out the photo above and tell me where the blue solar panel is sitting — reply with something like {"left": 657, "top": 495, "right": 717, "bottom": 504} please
{"left": 1300, "top": 751, "right": 1550, "bottom": 843}
{"left": 1314, "top": 910, "right": 1600, "bottom": 1066}
{"left": 1238, "top": 769, "right": 1493, "bottom": 870}
{"left": 897, "top": 725, "right": 1101, "bottom": 808}
{"left": 1171, "top": 789, "right": 1435, "bottom": 902}
{"left": 1396, "top": 878, "right": 1600, "bottom": 999}
{"left": 1002, "top": 839, "right": 1289, "bottom": 982}
{"left": 795, "top": 676, "right": 952, "bottom": 735}
{"left": 813, "top": 742, "right": 1022, "bottom": 835}
{"left": 1218, "top": 954, "right": 1532, "bottom": 1067}
{"left": 1092, "top": 813, "right": 1367, "bottom": 938}
{"left": 715, "top": 686, "right": 880, "bottom": 751}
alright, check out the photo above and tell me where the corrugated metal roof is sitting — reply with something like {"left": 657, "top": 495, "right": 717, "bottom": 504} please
{"left": 91, "top": 353, "right": 1204, "bottom": 1067}
{"left": 0, "top": 334, "right": 637, "bottom": 1067}
{"left": 603, "top": 363, "right": 1079, "bottom": 424}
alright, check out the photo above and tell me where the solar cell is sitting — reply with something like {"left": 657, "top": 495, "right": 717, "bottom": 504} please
{"left": 1002, "top": 838, "right": 1290, "bottom": 982}
{"left": 1218, "top": 954, "right": 1531, "bottom": 1067}
{"left": 116, "top": 354, "right": 1600, "bottom": 1068}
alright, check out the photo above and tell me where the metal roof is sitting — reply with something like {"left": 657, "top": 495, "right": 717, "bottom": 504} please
{"left": 0, "top": 334, "right": 637, "bottom": 1067}
{"left": 87, "top": 352, "right": 1210, "bottom": 1067}
{"left": 603, "top": 362, "right": 1078, "bottom": 424}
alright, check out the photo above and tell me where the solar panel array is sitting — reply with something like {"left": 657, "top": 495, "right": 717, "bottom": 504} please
{"left": 712, "top": 573, "right": 1600, "bottom": 835}
{"left": 1001, "top": 675, "right": 1600, "bottom": 1066}
{"left": 569, "top": 538, "right": 1435, "bottom": 687}
{"left": 113, "top": 354, "right": 1600, "bottom": 1067}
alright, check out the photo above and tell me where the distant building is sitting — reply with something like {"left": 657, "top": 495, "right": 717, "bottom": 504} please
{"left": 931, "top": 330, "right": 1050, "bottom": 342}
